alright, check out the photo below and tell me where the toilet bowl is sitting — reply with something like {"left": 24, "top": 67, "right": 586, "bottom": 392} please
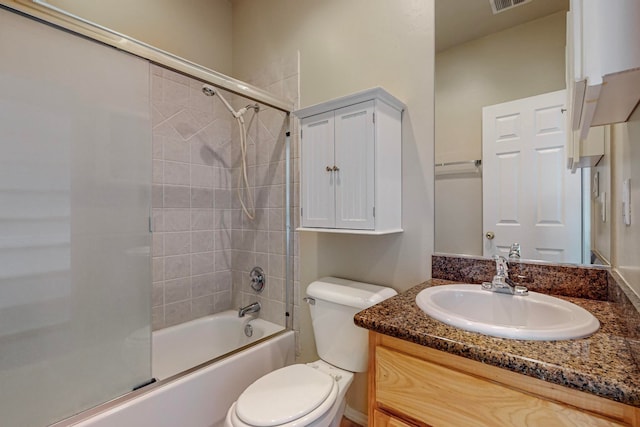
{"left": 224, "top": 361, "right": 353, "bottom": 427}
{"left": 224, "top": 277, "right": 397, "bottom": 427}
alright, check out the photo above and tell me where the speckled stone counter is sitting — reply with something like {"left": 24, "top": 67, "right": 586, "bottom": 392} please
{"left": 354, "top": 279, "right": 640, "bottom": 407}
{"left": 432, "top": 253, "right": 610, "bottom": 300}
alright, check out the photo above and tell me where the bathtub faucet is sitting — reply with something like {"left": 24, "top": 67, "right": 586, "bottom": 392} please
{"left": 238, "top": 302, "right": 261, "bottom": 317}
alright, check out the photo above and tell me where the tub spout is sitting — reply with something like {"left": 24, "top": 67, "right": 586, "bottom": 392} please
{"left": 238, "top": 302, "right": 261, "bottom": 317}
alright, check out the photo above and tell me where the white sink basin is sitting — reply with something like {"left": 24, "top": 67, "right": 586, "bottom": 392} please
{"left": 415, "top": 284, "right": 600, "bottom": 341}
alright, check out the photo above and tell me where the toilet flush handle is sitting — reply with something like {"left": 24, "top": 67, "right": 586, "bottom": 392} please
{"left": 303, "top": 297, "right": 315, "bottom": 305}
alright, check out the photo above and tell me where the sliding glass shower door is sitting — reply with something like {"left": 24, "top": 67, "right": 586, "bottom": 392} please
{"left": 0, "top": 8, "right": 152, "bottom": 426}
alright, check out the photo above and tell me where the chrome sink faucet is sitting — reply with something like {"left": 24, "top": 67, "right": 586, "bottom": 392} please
{"left": 238, "top": 302, "right": 261, "bottom": 317}
{"left": 508, "top": 242, "right": 521, "bottom": 260}
{"left": 482, "top": 255, "right": 529, "bottom": 296}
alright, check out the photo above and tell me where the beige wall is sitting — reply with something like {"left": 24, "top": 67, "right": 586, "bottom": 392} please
{"left": 435, "top": 12, "right": 566, "bottom": 255}
{"left": 46, "top": 0, "right": 233, "bottom": 74}
{"left": 233, "top": 0, "right": 435, "bottom": 351}
{"left": 610, "top": 108, "right": 640, "bottom": 295}
{"left": 233, "top": 0, "right": 435, "bottom": 418}
{"left": 591, "top": 128, "right": 611, "bottom": 264}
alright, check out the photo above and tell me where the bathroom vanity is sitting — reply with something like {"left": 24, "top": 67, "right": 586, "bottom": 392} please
{"left": 368, "top": 330, "right": 636, "bottom": 426}
{"left": 355, "top": 256, "right": 640, "bottom": 427}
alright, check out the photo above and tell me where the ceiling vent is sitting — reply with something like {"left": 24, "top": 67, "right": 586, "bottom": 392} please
{"left": 490, "top": 0, "right": 532, "bottom": 14}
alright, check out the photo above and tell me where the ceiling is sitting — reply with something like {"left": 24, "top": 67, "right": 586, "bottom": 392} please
{"left": 435, "top": 0, "right": 569, "bottom": 52}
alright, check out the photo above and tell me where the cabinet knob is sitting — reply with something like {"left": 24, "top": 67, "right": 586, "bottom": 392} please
{"left": 332, "top": 165, "right": 340, "bottom": 172}
{"left": 325, "top": 166, "right": 332, "bottom": 172}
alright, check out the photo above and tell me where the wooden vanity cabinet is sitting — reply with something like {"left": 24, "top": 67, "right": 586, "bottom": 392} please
{"left": 368, "top": 332, "right": 640, "bottom": 427}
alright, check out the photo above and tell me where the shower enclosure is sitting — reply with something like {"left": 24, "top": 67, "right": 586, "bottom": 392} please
{"left": 0, "top": 4, "right": 296, "bottom": 426}
{"left": 150, "top": 64, "right": 294, "bottom": 331}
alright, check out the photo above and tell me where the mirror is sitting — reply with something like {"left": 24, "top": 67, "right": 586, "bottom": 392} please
{"left": 434, "top": 0, "right": 606, "bottom": 266}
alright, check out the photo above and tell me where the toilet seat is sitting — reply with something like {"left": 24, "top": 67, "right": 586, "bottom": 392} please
{"left": 230, "top": 364, "right": 339, "bottom": 427}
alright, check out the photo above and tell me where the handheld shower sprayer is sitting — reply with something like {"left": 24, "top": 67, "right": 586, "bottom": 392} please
{"left": 202, "top": 84, "right": 238, "bottom": 117}
{"left": 201, "top": 84, "right": 258, "bottom": 220}
{"left": 201, "top": 84, "right": 259, "bottom": 119}
{"left": 201, "top": 84, "right": 216, "bottom": 97}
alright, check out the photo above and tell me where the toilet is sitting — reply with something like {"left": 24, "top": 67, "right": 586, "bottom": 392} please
{"left": 224, "top": 277, "right": 397, "bottom": 427}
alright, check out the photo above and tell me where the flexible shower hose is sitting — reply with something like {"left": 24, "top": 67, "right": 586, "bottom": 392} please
{"left": 236, "top": 115, "right": 255, "bottom": 220}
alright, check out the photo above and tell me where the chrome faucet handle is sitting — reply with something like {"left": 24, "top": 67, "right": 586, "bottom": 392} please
{"left": 492, "top": 255, "right": 508, "bottom": 278}
{"left": 484, "top": 255, "right": 528, "bottom": 296}
{"left": 512, "top": 274, "right": 532, "bottom": 283}
{"left": 508, "top": 243, "right": 521, "bottom": 260}
{"left": 505, "top": 277, "right": 529, "bottom": 296}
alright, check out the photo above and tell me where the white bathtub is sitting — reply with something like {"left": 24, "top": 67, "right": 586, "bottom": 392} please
{"left": 71, "top": 312, "right": 294, "bottom": 427}
{"left": 153, "top": 311, "right": 285, "bottom": 380}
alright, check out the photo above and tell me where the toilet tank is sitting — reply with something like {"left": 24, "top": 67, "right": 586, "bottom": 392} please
{"left": 307, "top": 277, "right": 397, "bottom": 373}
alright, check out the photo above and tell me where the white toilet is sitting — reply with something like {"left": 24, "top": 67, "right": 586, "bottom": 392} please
{"left": 224, "top": 277, "right": 397, "bottom": 427}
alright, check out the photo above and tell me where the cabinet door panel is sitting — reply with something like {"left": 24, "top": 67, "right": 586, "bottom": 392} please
{"left": 334, "top": 101, "right": 375, "bottom": 229}
{"left": 375, "top": 346, "right": 625, "bottom": 427}
{"left": 373, "top": 409, "right": 418, "bottom": 427}
{"left": 301, "top": 111, "right": 335, "bottom": 228}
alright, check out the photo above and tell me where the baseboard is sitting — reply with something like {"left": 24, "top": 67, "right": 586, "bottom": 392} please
{"left": 344, "top": 404, "right": 367, "bottom": 426}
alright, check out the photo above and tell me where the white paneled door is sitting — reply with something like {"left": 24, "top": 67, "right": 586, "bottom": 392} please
{"left": 482, "top": 90, "right": 582, "bottom": 264}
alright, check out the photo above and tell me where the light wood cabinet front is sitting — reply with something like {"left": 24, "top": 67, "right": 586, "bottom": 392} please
{"left": 373, "top": 409, "right": 417, "bottom": 427}
{"left": 369, "top": 332, "right": 640, "bottom": 427}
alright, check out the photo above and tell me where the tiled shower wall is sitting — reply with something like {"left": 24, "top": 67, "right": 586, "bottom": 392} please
{"left": 231, "top": 54, "right": 300, "bottom": 330}
{"left": 151, "top": 58, "right": 299, "bottom": 331}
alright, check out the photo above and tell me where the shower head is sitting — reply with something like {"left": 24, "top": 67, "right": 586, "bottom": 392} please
{"left": 202, "top": 84, "right": 216, "bottom": 97}
{"left": 201, "top": 84, "right": 259, "bottom": 119}
{"left": 200, "top": 85, "right": 257, "bottom": 220}
{"left": 202, "top": 83, "right": 237, "bottom": 117}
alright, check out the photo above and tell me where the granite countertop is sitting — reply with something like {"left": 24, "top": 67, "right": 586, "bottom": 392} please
{"left": 354, "top": 279, "right": 640, "bottom": 407}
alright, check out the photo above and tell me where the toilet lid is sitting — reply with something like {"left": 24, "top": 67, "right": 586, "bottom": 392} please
{"left": 236, "top": 364, "right": 336, "bottom": 426}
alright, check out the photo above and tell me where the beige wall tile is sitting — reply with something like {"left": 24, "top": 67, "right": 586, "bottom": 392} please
{"left": 164, "top": 185, "right": 190, "bottom": 208}
{"left": 191, "top": 231, "right": 214, "bottom": 253}
{"left": 164, "top": 232, "right": 191, "bottom": 256}
{"left": 164, "top": 254, "right": 190, "bottom": 280}
{"left": 191, "top": 164, "right": 214, "bottom": 188}
{"left": 191, "top": 187, "right": 214, "bottom": 208}
{"left": 191, "top": 209, "right": 214, "bottom": 231}
{"left": 164, "top": 277, "right": 191, "bottom": 304}
{"left": 192, "top": 273, "right": 215, "bottom": 298}
{"left": 164, "top": 161, "right": 190, "bottom": 186}
{"left": 151, "top": 57, "right": 297, "bottom": 333}
{"left": 164, "top": 300, "right": 191, "bottom": 327}
{"left": 164, "top": 209, "right": 190, "bottom": 231}
{"left": 191, "top": 252, "right": 214, "bottom": 275}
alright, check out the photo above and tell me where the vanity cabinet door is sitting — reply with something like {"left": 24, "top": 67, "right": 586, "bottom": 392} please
{"left": 372, "top": 409, "right": 417, "bottom": 427}
{"left": 371, "top": 339, "right": 631, "bottom": 427}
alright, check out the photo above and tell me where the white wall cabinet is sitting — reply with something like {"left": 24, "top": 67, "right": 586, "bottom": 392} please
{"left": 293, "top": 88, "right": 404, "bottom": 234}
{"left": 566, "top": 0, "right": 640, "bottom": 170}
{"left": 572, "top": 125, "right": 606, "bottom": 169}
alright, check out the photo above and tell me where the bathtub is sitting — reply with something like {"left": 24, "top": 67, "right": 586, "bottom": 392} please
{"left": 153, "top": 310, "right": 286, "bottom": 380}
{"left": 69, "top": 311, "right": 294, "bottom": 427}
